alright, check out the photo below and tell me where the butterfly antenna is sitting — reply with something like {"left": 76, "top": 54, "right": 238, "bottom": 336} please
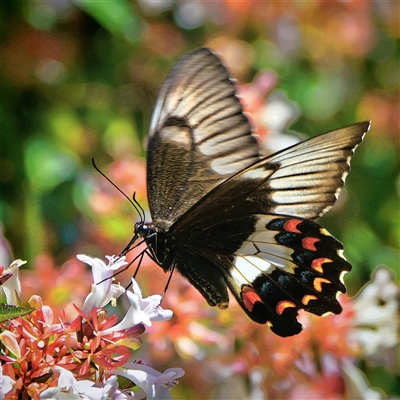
{"left": 132, "top": 192, "right": 145, "bottom": 223}
{"left": 91, "top": 158, "right": 144, "bottom": 222}
{"left": 97, "top": 247, "right": 148, "bottom": 285}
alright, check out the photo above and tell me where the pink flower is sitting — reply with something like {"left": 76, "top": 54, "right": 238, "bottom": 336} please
{"left": 0, "top": 331, "right": 21, "bottom": 361}
{"left": 0, "top": 255, "right": 183, "bottom": 398}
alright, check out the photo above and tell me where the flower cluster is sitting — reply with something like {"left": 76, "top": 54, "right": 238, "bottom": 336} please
{"left": 0, "top": 256, "right": 184, "bottom": 399}
{"left": 140, "top": 264, "right": 399, "bottom": 399}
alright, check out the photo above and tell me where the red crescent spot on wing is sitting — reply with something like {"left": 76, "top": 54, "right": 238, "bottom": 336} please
{"left": 302, "top": 237, "right": 320, "bottom": 251}
{"left": 276, "top": 300, "right": 297, "bottom": 315}
{"left": 283, "top": 219, "right": 302, "bottom": 233}
{"left": 241, "top": 285, "right": 262, "bottom": 312}
{"left": 301, "top": 294, "right": 318, "bottom": 305}
{"left": 311, "top": 257, "right": 333, "bottom": 273}
{"left": 313, "top": 277, "right": 331, "bottom": 292}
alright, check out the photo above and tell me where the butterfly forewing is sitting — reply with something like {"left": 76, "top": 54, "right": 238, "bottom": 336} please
{"left": 147, "top": 48, "right": 260, "bottom": 227}
{"left": 172, "top": 121, "right": 370, "bottom": 232}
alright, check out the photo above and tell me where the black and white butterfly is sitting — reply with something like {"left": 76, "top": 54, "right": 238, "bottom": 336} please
{"left": 128, "top": 47, "right": 370, "bottom": 337}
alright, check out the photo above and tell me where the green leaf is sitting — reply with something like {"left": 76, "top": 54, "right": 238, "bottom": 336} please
{"left": 0, "top": 304, "right": 35, "bottom": 322}
{"left": 24, "top": 137, "right": 79, "bottom": 192}
{"left": 73, "top": 0, "right": 142, "bottom": 43}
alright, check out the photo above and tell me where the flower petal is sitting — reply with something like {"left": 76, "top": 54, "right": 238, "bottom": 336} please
{"left": 0, "top": 331, "right": 21, "bottom": 360}
{"left": 2, "top": 260, "right": 25, "bottom": 305}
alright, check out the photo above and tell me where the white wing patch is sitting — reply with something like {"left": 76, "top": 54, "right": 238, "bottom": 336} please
{"left": 230, "top": 216, "right": 297, "bottom": 292}
{"left": 241, "top": 168, "right": 274, "bottom": 180}
{"left": 231, "top": 256, "right": 274, "bottom": 289}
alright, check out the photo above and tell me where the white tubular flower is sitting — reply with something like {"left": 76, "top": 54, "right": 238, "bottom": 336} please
{"left": 108, "top": 363, "right": 184, "bottom": 400}
{"left": 350, "top": 266, "right": 399, "bottom": 368}
{"left": 77, "top": 255, "right": 128, "bottom": 314}
{"left": 0, "top": 365, "right": 15, "bottom": 397}
{"left": 99, "top": 278, "right": 173, "bottom": 336}
{"left": 39, "top": 367, "right": 108, "bottom": 400}
{"left": 1, "top": 259, "right": 25, "bottom": 305}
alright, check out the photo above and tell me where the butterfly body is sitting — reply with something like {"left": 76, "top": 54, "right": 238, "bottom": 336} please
{"left": 133, "top": 47, "right": 370, "bottom": 336}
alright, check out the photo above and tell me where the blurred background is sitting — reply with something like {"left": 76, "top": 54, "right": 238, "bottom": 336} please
{"left": 1, "top": 1, "right": 399, "bottom": 399}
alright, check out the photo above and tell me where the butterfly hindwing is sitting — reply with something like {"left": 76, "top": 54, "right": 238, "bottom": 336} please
{"left": 179, "top": 213, "right": 350, "bottom": 337}
{"left": 173, "top": 250, "right": 230, "bottom": 309}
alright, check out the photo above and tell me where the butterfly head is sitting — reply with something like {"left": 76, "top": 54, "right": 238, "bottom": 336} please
{"left": 134, "top": 222, "right": 154, "bottom": 239}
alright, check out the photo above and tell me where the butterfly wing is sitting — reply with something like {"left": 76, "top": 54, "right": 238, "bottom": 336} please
{"left": 147, "top": 48, "right": 260, "bottom": 227}
{"left": 174, "top": 213, "right": 351, "bottom": 337}
{"left": 173, "top": 121, "right": 370, "bottom": 232}
{"left": 142, "top": 46, "right": 369, "bottom": 337}
{"left": 169, "top": 122, "right": 368, "bottom": 336}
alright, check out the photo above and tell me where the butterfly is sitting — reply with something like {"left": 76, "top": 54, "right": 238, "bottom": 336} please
{"left": 130, "top": 47, "right": 370, "bottom": 337}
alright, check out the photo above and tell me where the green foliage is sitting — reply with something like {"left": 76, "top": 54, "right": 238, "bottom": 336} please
{"left": 0, "top": 304, "right": 34, "bottom": 322}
